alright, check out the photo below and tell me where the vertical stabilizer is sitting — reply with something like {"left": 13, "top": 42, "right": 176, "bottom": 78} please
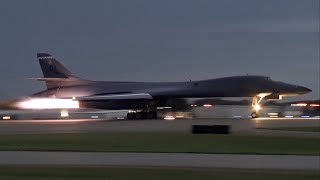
{"left": 36, "top": 53, "right": 85, "bottom": 89}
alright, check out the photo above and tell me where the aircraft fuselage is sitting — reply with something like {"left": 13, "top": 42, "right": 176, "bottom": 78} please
{"left": 34, "top": 75, "right": 310, "bottom": 99}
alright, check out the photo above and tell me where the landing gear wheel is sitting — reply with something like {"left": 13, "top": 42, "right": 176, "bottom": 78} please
{"left": 251, "top": 112, "right": 259, "bottom": 118}
{"left": 147, "top": 111, "right": 158, "bottom": 119}
{"left": 136, "top": 112, "right": 147, "bottom": 120}
{"left": 127, "top": 113, "right": 136, "bottom": 120}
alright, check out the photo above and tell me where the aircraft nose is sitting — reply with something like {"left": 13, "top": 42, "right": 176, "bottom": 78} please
{"left": 297, "top": 86, "right": 312, "bottom": 94}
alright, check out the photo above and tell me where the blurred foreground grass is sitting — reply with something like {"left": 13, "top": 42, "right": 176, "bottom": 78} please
{"left": 0, "top": 166, "right": 318, "bottom": 180}
{"left": 0, "top": 132, "right": 319, "bottom": 155}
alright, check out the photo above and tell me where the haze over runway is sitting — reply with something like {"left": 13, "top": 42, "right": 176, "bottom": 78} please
{"left": 0, "top": 118, "right": 319, "bottom": 137}
{"left": 0, "top": 0, "right": 319, "bottom": 101}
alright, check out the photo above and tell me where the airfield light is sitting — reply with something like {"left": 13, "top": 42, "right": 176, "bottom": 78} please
{"left": 268, "top": 112, "right": 278, "bottom": 116}
{"left": 60, "top": 110, "right": 69, "bottom": 118}
{"left": 164, "top": 115, "right": 175, "bottom": 120}
{"left": 268, "top": 112, "right": 278, "bottom": 118}
{"left": 18, "top": 98, "right": 79, "bottom": 109}
{"left": 203, "top": 104, "right": 212, "bottom": 107}
{"left": 310, "top": 104, "right": 320, "bottom": 107}
{"left": 157, "top": 107, "right": 172, "bottom": 110}
{"left": 291, "top": 103, "right": 307, "bottom": 107}
{"left": 2, "top": 116, "right": 11, "bottom": 120}
{"left": 233, "top": 116, "right": 242, "bottom": 118}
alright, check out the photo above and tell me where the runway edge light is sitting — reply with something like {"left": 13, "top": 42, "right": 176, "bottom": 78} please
{"left": 2, "top": 116, "right": 11, "bottom": 120}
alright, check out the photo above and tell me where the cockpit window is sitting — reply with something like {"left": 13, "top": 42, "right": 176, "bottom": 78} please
{"left": 265, "top": 77, "right": 271, "bottom": 81}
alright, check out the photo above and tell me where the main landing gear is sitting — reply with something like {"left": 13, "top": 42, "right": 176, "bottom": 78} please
{"left": 127, "top": 111, "right": 158, "bottom": 120}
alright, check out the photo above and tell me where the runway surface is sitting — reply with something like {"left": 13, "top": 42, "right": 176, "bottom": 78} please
{"left": 0, "top": 118, "right": 319, "bottom": 171}
{"left": 0, "top": 151, "right": 318, "bottom": 170}
{"left": 0, "top": 118, "right": 319, "bottom": 137}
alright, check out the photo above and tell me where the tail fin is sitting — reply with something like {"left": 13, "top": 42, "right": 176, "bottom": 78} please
{"left": 37, "top": 53, "right": 77, "bottom": 78}
{"left": 36, "top": 53, "right": 85, "bottom": 89}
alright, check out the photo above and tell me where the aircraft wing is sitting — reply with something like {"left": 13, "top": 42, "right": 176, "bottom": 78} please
{"left": 76, "top": 93, "right": 153, "bottom": 101}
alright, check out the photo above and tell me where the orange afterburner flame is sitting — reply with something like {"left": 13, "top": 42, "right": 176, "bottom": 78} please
{"left": 17, "top": 98, "right": 79, "bottom": 109}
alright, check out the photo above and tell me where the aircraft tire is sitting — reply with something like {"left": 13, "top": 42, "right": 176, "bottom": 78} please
{"left": 127, "top": 113, "right": 136, "bottom": 120}
{"left": 147, "top": 111, "right": 157, "bottom": 119}
{"left": 136, "top": 112, "right": 147, "bottom": 119}
{"left": 251, "top": 112, "right": 259, "bottom": 118}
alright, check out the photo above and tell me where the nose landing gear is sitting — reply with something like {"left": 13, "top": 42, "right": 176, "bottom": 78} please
{"left": 251, "top": 93, "right": 270, "bottom": 118}
{"left": 251, "top": 111, "right": 259, "bottom": 118}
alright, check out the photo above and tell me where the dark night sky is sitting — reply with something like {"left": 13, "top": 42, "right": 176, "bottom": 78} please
{"left": 0, "top": 0, "right": 319, "bottom": 101}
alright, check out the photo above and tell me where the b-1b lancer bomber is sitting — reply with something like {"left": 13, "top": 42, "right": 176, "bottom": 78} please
{"left": 29, "top": 53, "right": 311, "bottom": 119}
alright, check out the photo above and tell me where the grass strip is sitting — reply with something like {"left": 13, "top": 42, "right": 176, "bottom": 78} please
{"left": 0, "top": 133, "right": 319, "bottom": 155}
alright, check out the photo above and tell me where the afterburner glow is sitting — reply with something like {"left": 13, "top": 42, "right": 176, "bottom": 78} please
{"left": 18, "top": 98, "right": 79, "bottom": 109}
